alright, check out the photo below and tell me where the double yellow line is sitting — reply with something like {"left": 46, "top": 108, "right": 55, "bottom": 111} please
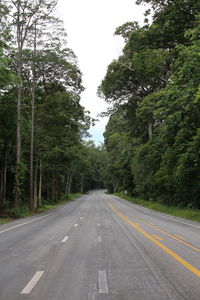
{"left": 106, "top": 200, "right": 200, "bottom": 278}
{"left": 144, "top": 222, "right": 200, "bottom": 253}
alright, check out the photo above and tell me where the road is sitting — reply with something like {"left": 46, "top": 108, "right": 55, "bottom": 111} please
{"left": 0, "top": 190, "right": 199, "bottom": 300}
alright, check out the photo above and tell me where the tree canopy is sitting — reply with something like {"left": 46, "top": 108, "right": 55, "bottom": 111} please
{"left": 0, "top": 0, "right": 106, "bottom": 214}
{"left": 99, "top": 1, "right": 200, "bottom": 209}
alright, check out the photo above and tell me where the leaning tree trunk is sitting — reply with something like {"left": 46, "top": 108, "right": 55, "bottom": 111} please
{"left": 68, "top": 174, "right": 72, "bottom": 194}
{"left": 147, "top": 121, "right": 153, "bottom": 140}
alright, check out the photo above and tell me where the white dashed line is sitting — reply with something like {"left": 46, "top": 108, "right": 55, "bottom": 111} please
{"left": 97, "top": 236, "right": 102, "bottom": 243}
{"left": 21, "top": 271, "right": 44, "bottom": 294}
{"left": 98, "top": 270, "right": 108, "bottom": 294}
{"left": 61, "top": 236, "right": 69, "bottom": 243}
{"left": 73, "top": 224, "right": 78, "bottom": 227}
{"left": 98, "top": 223, "right": 101, "bottom": 227}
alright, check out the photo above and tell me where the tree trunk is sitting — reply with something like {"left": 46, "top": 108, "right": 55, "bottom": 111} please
{"left": 0, "top": 146, "right": 8, "bottom": 209}
{"left": 30, "top": 88, "right": 35, "bottom": 209}
{"left": 33, "top": 161, "right": 38, "bottom": 210}
{"left": 68, "top": 174, "right": 72, "bottom": 194}
{"left": 55, "top": 174, "right": 58, "bottom": 201}
{"left": 80, "top": 176, "right": 84, "bottom": 193}
{"left": 3, "top": 148, "right": 7, "bottom": 207}
{"left": 65, "top": 172, "right": 70, "bottom": 195}
{"left": 30, "top": 21, "right": 37, "bottom": 211}
{"left": 113, "top": 183, "right": 118, "bottom": 193}
{"left": 148, "top": 121, "right": 153, "bottom": 140}
{"left": 14, "top": 2, "right": 22, "bottom": 209}
{"left": 46, "top": 172, "right": 50, "bottom": 201}
{"left": 38, "top": 160, "right": 42, "bottom": 207}
{"left": 57, "top": 175, "right": 61, "bottom": 200}
{"left": 52, "top": 170, "right": 55, "bottom": 201}
{"left": 14, "top": 66, "right": 22, "bottom": 208}
{"left": 0, "top": 167, "right": 3, "bottom": 208}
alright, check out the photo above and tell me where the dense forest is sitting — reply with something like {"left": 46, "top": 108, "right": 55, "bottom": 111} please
{"left": 0, "top": 0, "right": 106, "bottom": 215}
{"left": 99, "top": 0, "right": 200, "bottom": 209}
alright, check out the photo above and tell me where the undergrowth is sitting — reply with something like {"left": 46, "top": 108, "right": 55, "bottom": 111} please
{"left": 0, "top": 193, "right": 83, "bottom": 224}
{"left": 115, "top": 193, "right": 200, "bottom": 222}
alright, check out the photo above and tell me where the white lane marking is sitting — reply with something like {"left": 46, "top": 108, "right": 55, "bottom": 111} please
{"left": 98, "top": 223, "right": 101, "bottom": 227}
{"left": 80, "top": 217, "right": 83, "bottom": 219}
{"left": 21, "top": 271, "right": 44, "bottom": 294}
{"left": 0, "top": 214, "right": 54, "bottom": 234}
{"left": 97, "top": 236, "right": 102, "bottom": 243}
{"left": 98, "top": 270, "right": 108, "bottom": 294}
{"left": 73, "top": 224, "right": 78, "bottom": 227}
{"left": 115, "top": 197, "right": 200, "bottom": 229}
{"left": 0, "top": 202, "right": 74, "bottom": 235}
{"left": 135, "top": 206, "right": 200, "bottom": 229}
{"left": 61, "top": 236, "right": 69, "bottom": 243}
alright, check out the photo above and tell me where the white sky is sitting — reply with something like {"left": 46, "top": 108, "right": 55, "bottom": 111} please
{"left": 57, "top": 0, "right": 147, "bottom": 144}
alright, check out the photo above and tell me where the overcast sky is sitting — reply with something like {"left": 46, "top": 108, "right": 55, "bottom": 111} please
{"left": 57, "top": 0, "right": 147, "bottom": 144}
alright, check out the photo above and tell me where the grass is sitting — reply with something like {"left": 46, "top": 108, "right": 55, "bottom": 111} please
{"left": 115, "top": 193, "right": 200, "bottom": 222}
{"left": 0, "top": 193, "right": 83, "bottom": 225}
{"left": 36, "top": 193, "right": 83, "bottom": 213}
{"left": 0, "top": 217, "right": 13, "bottom": 225}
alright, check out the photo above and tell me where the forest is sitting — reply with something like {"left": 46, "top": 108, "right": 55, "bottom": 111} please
{"left": 0, "top": 0, "right": 200, "bottom": 218}
{"left": 0, "top": 0, "right": 106, "bottom": 216}
{"left": 99, "top": 0, "right": 200, "bottom": 209}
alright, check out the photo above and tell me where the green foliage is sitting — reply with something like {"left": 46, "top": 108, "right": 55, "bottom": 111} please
{"left": 0, "top": 193, "right": 83, "bottom": 223}
{"left": 0, "top": 0, "right": 103, "bottom": 213}
{"left": 9, "top": 206, "right": 29, "bottom": 219}
{"left": 100, "top": 3, "right": 200, "bottom": 210}
{"left": 115, "top": 193, "right": 200, "bottom": 222}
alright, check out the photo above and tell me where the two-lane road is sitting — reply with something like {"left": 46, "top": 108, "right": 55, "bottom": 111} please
{"left": 0, "top": 190, "right": 199, "bottom": 299}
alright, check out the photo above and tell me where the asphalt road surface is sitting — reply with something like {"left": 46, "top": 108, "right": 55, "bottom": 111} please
{"left": 0, "top": 190, "right": 199, "bottom": 300}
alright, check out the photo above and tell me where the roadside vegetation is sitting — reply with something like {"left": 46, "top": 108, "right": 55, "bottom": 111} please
{"left": 0, "top": 1, "right": 107, "bottom": 220}
{"left": 115, "top": 193, "right": 200, "bottom": 222}
{"left": 100, "top": 0, "right": 200, "bottom": 212}
{"left": 0, "top": 193, "right": 83, "bottom": 224}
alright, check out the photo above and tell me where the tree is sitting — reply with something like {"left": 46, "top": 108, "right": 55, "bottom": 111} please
{"left": 0, "top": 0, "right": 93, "bottom": 215}
{"left": 100, "top": 1, "right": 200, "bottom": 209}
{"left": 2, "top": 0, "right": 58, "bottom": 208}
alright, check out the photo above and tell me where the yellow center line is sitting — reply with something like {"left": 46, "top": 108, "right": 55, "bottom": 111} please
{"left": 153, "top": 234, "right": 164, "bottom": 241}
{"left": 106, "top": 200, "right": 200, "bottom": 278}
{"left": 173, "top": 234, "right": 184, "bottom": 240}
{"left": 123, "top": 211, "right": 200, "bottom": 254}
{"left": 144, "top": 222, "right": 200, "bottom": 254}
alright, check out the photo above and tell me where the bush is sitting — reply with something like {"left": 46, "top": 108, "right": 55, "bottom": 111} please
{"left": 9, "top": 206, "right": 29, "bottom": 218}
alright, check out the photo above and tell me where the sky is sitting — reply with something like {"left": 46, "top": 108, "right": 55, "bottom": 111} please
{"left": 57, "top": 0, "right": 147, "bottom": 144}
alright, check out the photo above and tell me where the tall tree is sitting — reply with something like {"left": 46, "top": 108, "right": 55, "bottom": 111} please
{"left": 100, "top": 1, "right": 200, "bottom": 208}
{"left": 3, "top": 0, "right": 59, "bottom": 208}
